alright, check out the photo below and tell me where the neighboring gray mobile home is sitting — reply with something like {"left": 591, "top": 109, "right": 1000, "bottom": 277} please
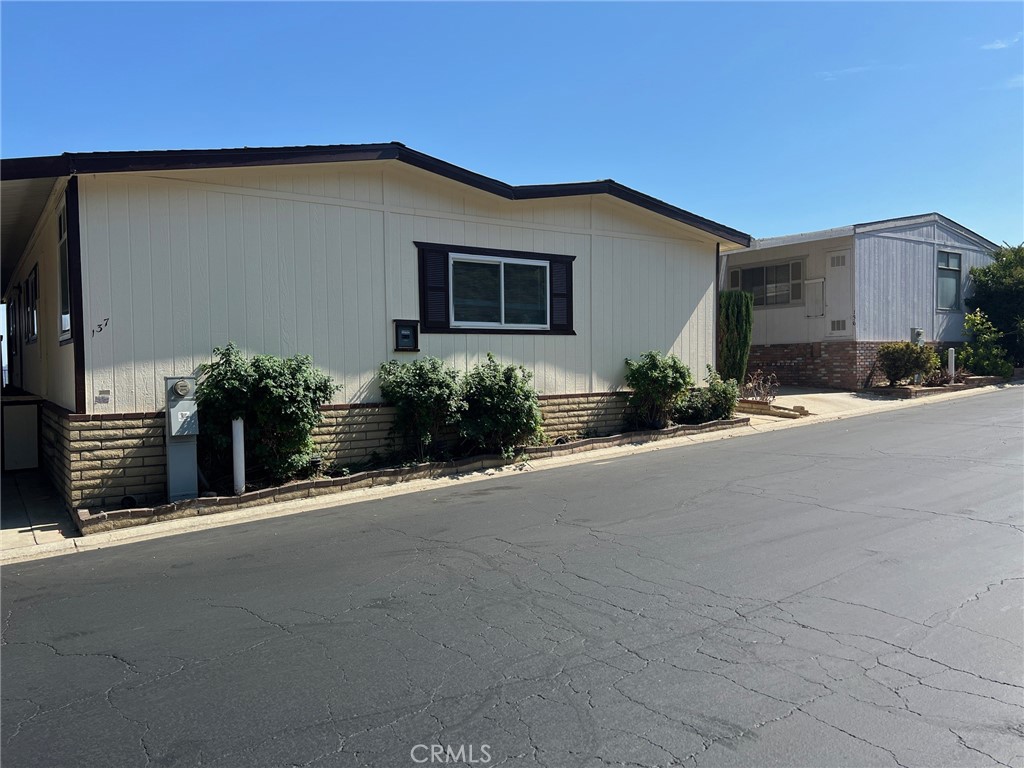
{"left": 1, "top": 142, "right": 750, "bottom": 511}
{"left": 724, "top": 213, "right": 996, "bottom": 389}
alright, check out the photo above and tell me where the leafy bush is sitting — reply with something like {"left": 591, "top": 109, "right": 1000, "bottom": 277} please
{"left": 379, "top": 357, "right": 464, "bottom": 461}
{"left": 624, "top": 351, "right": 694, "bottom": 429}
{"left": 460, "top": 353, "right": 543, "bottom": 458}
{"left": 718, "top": 290, "right": 754, "bottom": 384}
{"left": 197, "top": 343, "right": 337, "bottom": 485}
{"left": 960, "top": 309, "right": 1014, "bottom": 377}
{"left": 875, "top": 342, "right": 939, "bottom": 386}
{"left": 675, "top": 366, "right": 739, "bottom": 425}
{"left": 966, "top": 243, "right": 1024, "bottom": 365}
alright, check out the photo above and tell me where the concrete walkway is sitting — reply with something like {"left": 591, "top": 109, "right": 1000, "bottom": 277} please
{"left": 1, "top": 470, "right": 78, "bottom": 553}
{"left": 2, "top": 382, "right": 1020, "bottom": 565}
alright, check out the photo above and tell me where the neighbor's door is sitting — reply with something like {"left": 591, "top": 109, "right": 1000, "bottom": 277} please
{"left": 825, "top": 249, "right": 852, "bottom": 337}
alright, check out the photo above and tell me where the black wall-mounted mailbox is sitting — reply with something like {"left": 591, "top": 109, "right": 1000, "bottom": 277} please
{"left": 394, "top": 319, "right": 419, "bottom": 352}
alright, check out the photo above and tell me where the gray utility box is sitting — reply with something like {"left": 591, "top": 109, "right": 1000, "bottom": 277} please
{"left": 165, "top": 377, "right": 199, "bottom": 502}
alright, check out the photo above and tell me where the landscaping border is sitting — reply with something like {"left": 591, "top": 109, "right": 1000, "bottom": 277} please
{"left": 865, "top": 376, "right": 1007, "bottom": 400}
{"left": 71, "top": 417, "right": 749, "bottom": 534}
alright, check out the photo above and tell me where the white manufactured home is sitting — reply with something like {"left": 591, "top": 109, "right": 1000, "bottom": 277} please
{"left": 724, "top": 214, "right": 997, "bottom": 389}
{"left": 1, "top": 142, "right": 750, "bottom": 511}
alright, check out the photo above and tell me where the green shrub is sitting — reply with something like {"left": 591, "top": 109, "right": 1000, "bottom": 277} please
{"left": 875, "top": 342, "right": 939, "bottom": 386}
{"left": 379, "top": 357, "right": 464, "bottom": 461}
{"left": 197, "top": 343, "right": 337, "bottom": 484}
{"left": 718, "top": 290, "right": 754, "bottom": 383}
{"left": 965, "top": 243, "right": 1024, "bottom": 366}
{"left": 675, "top": 366, "right": 739, "bottom": 424}
{"left": 624, "top": 351, "right": 694, "bottom": 429}
{"left": 460, "top": 353, "right": 543, "bottom": 458}
{"left": 960, "top": 309, "right": 1014, "bottom": 377}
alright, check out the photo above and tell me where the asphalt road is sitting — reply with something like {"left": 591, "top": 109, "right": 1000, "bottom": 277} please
{"left": 3, "top": 388, "right": 1022, "bottom": 768}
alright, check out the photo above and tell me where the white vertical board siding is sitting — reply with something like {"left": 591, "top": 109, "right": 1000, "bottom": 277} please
{"left": 4, "top": 186, "right": 77, "bottom": 410}
{"left": 854, "top": 223, "right": 993, "bottom": 342}
{"left": 79, "top": 164, "right": 719, "bottom": 412}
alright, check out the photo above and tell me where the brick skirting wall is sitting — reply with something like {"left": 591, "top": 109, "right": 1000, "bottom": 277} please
{"left": 539, "top": 392, "right": 633, "bottom": 438}
{"left": 40, "top": 405, "right": 168, "bottom": 511}
{"left": 314, "top": 404, "right": 398, "bottom": 469}
{"left": 40, "top": 406, "right": 74, "bottom": 509}
{"left": 39, "top": 392, "right": 636, "bottom": 514}
{"left": 747, "top": 341, "right": 892, "bottom": 390}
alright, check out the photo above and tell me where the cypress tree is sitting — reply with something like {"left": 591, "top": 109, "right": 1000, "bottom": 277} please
{"left": 718, "top": 290, "right": 754, "bottom": 384}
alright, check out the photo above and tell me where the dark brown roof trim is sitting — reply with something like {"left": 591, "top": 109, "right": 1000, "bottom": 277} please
{"left": 1, "top": 142, "right": 751, "bottom": 246}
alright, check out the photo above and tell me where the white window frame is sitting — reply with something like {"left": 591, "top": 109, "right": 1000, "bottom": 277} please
{"left": 57, "top": 205, "right": 72, "bottom": 341}
{"left": 448, "top": 253, "right": 550, "bottom": 330}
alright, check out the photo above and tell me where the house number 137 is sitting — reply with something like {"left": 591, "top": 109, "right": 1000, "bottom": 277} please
{"left": 92, "top": 318, "right": 109, "bottom": 337}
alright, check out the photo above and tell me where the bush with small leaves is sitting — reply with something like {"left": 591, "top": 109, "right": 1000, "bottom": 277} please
{"left": 624, "top": 351, "right": 694, "bottom": 429}
{"left": 959, "top": 309, "right": 1014, "bottom": 377}
{"left": 875, "top": 342, "right": 939, "bottom": 386}
{"left": 197, "top": 343, "right": 338, "bottom": 485}
{"left": 379, "top": 357, "right": 464, "bottom": 461}
{"left": 675, "top": 366, "right": 739, "bottom": 425}
{"left": 460, "top": 353, "right": 543, "bottom": 458}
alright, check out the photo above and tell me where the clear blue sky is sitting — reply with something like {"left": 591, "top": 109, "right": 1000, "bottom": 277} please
{"left": 2, "top": 1, "right": 1022, "bottom": 244}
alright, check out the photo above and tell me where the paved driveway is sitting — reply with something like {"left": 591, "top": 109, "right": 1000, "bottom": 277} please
{"left": 2, "top": 388, "right": 1022, "bottom": 767}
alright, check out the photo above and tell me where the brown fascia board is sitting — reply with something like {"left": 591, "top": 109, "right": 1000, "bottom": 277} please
{"left": 1, "top": 142, "right": 751, "bottom": 247}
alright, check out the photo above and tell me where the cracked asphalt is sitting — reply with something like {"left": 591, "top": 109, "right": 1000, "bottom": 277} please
{"left": 2, "top": 388, "right": 1022, "bottom": 768}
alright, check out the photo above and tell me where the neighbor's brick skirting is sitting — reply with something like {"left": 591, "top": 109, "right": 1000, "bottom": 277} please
{"left": 747, "top": 341, "right": 893, "bottom": 390}
{"left": 40, "top": 393, "right": 635, "bottom": 515}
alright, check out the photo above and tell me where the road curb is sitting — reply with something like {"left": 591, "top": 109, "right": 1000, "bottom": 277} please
{"left": 2, "top": 383, "right": 1017, "bottom": 566}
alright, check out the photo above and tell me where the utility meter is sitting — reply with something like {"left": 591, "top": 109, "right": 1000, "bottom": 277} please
{"left": 166, "top": 377, "right": 199, "bottom": 437}
{"left": 165, "top": 376, "right": 199, "bottom": 501}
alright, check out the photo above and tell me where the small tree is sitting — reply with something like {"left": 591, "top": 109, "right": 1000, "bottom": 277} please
{"left": 379, "top": 357, "right": 464, "bottom": 461}
{"left": 197, "top": 343, "right": 337, "bottom": 485}
{"left": 718, "top": 290, "right": 754, "bottom": 384}
{"left": 960, "top": 309, "right": 1014, "bottom": 377}
{"left": 460, "top": 353, "right": 543, "bottom": 458}
{"left": 966, "top": 243, "right": 1024, "bottom": 366}
{"left": 624, "top": 351, "right": 693, "bottom": 429}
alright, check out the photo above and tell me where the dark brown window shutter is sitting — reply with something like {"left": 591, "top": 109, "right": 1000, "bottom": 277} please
{"left": 549, "top": 260, "right": 573, "bottom": 332}
{"left": 419, "top": 249, "right": 450, "bottom": 330}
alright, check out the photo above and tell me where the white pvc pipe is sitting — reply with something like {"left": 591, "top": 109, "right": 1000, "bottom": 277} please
{"left": 948, "top": 348, "right": 956, "bottom": 380}
{"left": 232, "top": 417, "right": 245, "bottom": 495}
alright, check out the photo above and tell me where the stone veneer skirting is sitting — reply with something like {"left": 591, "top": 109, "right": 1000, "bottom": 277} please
{"left": 40, "top": 392, "right": 636, "bottom": 515}
{"left": 40, "top": 404, "right": 168, "bottom": 511}
{"left": 747, "top": 341, "right": 897, "bottom": 390}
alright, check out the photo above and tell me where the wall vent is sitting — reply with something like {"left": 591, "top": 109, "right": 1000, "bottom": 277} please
{"left": 830, "top": 253, "right": 846, "bottom": 268}
{"left": 831, "top": 319, "right": 847, "bottom": 332}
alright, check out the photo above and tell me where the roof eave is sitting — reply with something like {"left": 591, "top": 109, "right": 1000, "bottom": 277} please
{"left": 1, "top": 143, "right": 751, "bottom": 247}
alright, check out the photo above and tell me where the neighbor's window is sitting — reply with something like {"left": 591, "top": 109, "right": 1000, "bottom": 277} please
{"left": 729, "top": 261, "right": 804, "bottom": 307}
{"left": 57, "top": 207, "right": 72, "bottom": 340}
{"left": 937, "top": 251, "right": 961, "bottom": 311}
{"left": 25, "top": 266, "right": 39, "bottom": 343}
{"left": 417, "top": 243, "right": 574, "bottom": 334}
